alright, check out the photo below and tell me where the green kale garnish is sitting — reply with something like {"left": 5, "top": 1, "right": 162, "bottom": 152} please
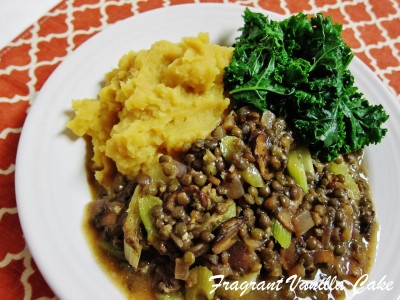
{"left": 224, "top": 8, "right": 389, "bottom": 161}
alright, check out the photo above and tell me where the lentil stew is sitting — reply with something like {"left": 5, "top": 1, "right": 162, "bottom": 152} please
{"left": 86, "top": 106, "right": 377, "bottom": 299}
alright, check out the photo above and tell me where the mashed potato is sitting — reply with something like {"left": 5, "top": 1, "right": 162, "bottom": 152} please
{"left": 67, "top": 33, "right": 233, "bottom": 186}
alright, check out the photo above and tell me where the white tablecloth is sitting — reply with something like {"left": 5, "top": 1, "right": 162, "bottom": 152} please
{"left": 0, "top": 0, "right": 60, "bottom": 49}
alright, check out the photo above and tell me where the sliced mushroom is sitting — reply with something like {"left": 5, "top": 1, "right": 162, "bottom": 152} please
{"left": 212, "top": 217, "right": 243, "bottom": 254}
{"left": 252, "top": 133, "right": 274, "bottom": 181}
{"left": 276, "top": 208, "right": 295, "bottom": 232}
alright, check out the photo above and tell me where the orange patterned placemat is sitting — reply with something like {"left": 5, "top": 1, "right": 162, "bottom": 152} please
{"left": 0, "top": 0, "right": 399, "bottom": 299}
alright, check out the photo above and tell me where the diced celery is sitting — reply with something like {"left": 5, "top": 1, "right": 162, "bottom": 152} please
{"left": 220, "top": 136, "right": 242, "bottom": 159}
{"left": 287, "top": 145, "right": 314, "bottom": 194}
{"left": 124, "top": 240, "right": 141, "bottom": 268}
{"left": 287, "top": 147, "right": 310, "bottom": 194}
{"left": 222, "top": 202, "right": 236, "bottom": 222}
{"left": 296, "top": 145, "right": 314, "bottom": 177}
{"left": 123, "top": 186, "right": 143, "bottom": 268}
{"left": 185, "top": 266, "right": 215, "bottom": 300}
{"left": 138, "top": 195, "right": 163, "bottom": 246}
{"left": 272, "top": 217, "right": 291, "bottom": 249}
{"left": 203, "top": 149, "right": 218, "bottom": 176}
{"left": 204, "top": 163, "right": 218, "bottom": 177}
{"left": 241, "top": 163, "right": 264, "bottom": 187}
{"left": 329, "top": 161, "right": 360, "bottom": 200}
{"left": 220, "top": 136, "right": 263, "bottom": 187}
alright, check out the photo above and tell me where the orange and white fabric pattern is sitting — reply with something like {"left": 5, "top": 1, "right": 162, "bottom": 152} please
{"left": 0, "top": 0, "right": 399, "bottom": 299}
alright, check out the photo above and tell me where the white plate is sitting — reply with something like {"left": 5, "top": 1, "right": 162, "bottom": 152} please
{"left": 15, "top": 3, "right": 400, "bottom": 300}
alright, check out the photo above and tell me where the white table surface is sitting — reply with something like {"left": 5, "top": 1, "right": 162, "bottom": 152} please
{"left": 0, "top": 0, "right": 60, "bottom": 50}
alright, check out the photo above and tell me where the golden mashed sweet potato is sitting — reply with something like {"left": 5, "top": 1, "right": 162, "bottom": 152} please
{"left": 67, "top": 33, "right": 233, "bottom": 186}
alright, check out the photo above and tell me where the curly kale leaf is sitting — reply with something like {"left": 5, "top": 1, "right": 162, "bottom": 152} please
{"left": 224, "top": 8, "right": 389, "bottom": 161}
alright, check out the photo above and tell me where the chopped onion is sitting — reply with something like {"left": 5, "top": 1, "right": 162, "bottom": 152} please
{"left": 173, "top": 160, "right": 188, "bottom": 178}
{"left": 175, "top": 257, "right": 190, "bottom": 280}
{"left": 223, "top": 177, "right": 245, "bottom": 199}
{"left": 261, "top": 109, "right": 276, "bottom": 129}
{"left": 292, "top": 210, "right": 315, "bottom": 236}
